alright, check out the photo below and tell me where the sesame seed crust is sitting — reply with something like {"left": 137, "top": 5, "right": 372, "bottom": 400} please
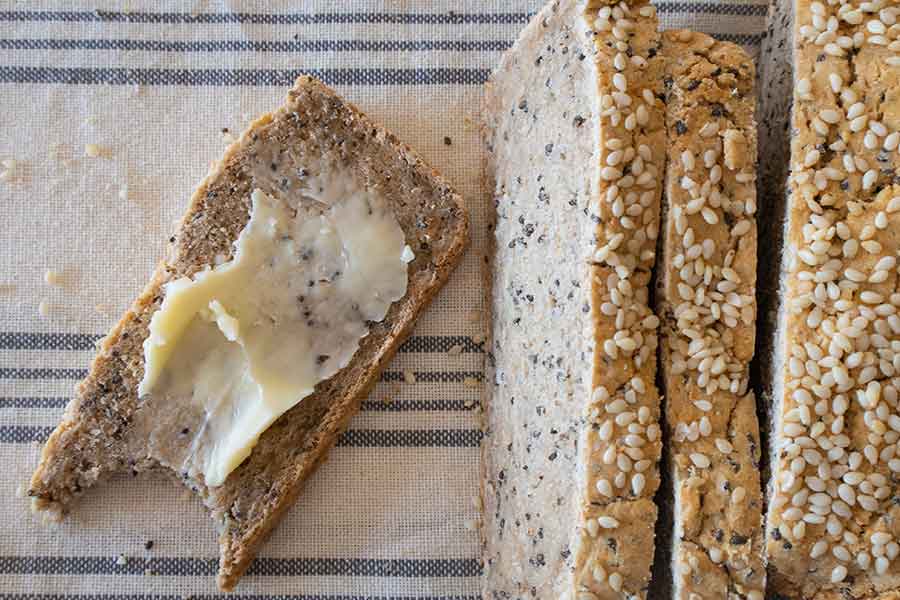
{"left": 762, "top": 0, "right": 900, "bottom": 597}
{"left": 659, "top": 30, "right": 766, "bottom": 600}
{"left": 573, "top": 1, "right": 665, "bottom": 598}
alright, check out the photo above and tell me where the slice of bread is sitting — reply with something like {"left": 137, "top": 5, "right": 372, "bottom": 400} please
{"left": 28, "top": 75, "right": 468, "bottom": 591}
{"left": 758, "top": 0, "right": 900, "bottom": 597}
{"left": 482, "top": 0, "right": 665, "bottom": 597}
{"left": 658, "top": 30, "right": 765, "bottom": 600}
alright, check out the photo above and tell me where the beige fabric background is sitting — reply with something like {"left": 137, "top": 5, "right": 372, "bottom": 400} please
{"left": 0, "top": 1, "right": 765, "bottom": 597}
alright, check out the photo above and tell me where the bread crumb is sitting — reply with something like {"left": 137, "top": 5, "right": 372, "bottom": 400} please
{"left": 381, "top": 395, "right": 393, "bottom": 404}
{"left": 94, "top": 303, "right": 113, "bottom": 315}
{"left": 38, "top": 300, "right": 49, "bottom": 318}
{"left": 84, "top": 144, "right": 103, "bottom": 158}
{"left": 15, "top": 484, "right": 25, "bottom": 498}
{"left": 471, "top": 332, "right": 486, "bottom": 345}
{"left": 40, "top": 508, "right": 63, "bottom": 524}
{"left": 143, "top": 568, "right": 154, "bottom": 576}
{"left": 448, "top": 344, "right": 463, "bottom": 356}
{"left": 115, "top": 554, "right": 127, "bottom": 566}
{"left": 463, "top": 518, "right": 480, "bottom": 531}
{"left": 118, "top": 184, "right": 128, "bottom": 201}
{"left": 463, "top": 376, "right": 480, "bottom": 388}
{"left": 467, "top": 309, "right": 483, "bottom": 323}
{"left": 464, "top": 398, "right": 475, "bottom": 408}
{"left": 403, "top": 369, "right": 416, "bottom": 384}
{"left": 44, "top": 270, "right": 60, "bottom": 286}
{"left": 0, "top": 159, "right": 16, "bottom": 181}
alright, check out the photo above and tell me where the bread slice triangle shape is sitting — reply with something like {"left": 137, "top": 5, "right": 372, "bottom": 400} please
{"left": 28, "top": 75, "right": 468, "bottom": 591}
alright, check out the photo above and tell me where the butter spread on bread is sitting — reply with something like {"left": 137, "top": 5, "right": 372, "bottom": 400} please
{"left": 139, "top": 184, "right": 412, "bottom": 486}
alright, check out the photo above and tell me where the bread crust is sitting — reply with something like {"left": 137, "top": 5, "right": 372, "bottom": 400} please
{"left": 28, "top": 75, "right": 469, "bottom": 591}
{"left": 758, "top": 0, "right": 900, "bottom": 597}
{"left": 658, "top": 30, "right": 765, "bottom": 600}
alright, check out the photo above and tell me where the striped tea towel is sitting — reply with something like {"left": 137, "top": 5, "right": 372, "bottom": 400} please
{"left": 0, "top": 1, "right": 766, "bottom": 598}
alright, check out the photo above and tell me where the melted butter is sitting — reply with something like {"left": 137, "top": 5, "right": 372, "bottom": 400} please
{"left": 139, "top": 180, "right": 412, "bottom": 486}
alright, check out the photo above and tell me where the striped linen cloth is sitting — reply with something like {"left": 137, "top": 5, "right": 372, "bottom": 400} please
{"left": 0, "top": 1, "right": 765, "bottom": 598}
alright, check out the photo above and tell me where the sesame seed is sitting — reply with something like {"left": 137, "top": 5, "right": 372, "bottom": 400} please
{"left": 863, "top": 169, "right": 878, "bottom": 189}
{"left": 597, "top": 516, "right": 619, "bottom": 529}
{"left": 689, "top": 453, "right": 710, "bottom": 468}
{"left": 831, "top": 565, "right": 848, "bottom": 583}
{"left": 699, "top": 122, "right": 719, "bottom": 138}
{"left": 609, "top": 572, "right": 623, "bottom": 592}
{"left": 819, "top": 108, "right": 841, "bottom": 124}
{"left": 632, "top": 472, "right": 646, "bottom": 495}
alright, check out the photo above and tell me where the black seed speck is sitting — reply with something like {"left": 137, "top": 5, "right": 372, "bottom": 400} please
{"left": 675, "top": 120, "right": 687, "bottom": 135}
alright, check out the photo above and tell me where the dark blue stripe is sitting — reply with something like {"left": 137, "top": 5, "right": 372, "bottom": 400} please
{"left": 0, "top": 38, "right": 511, "bottom": 53}
{"left": 0, "top": 368, "right": 87, "bottom": 380}
{"left": 0, "top": 10, "right": 529, "bottom": 25}
{"left": 0, "top": 332, "right": 483, "bottom": 353}
{"left": 0, "top": 597, "right": 480, "bottom": 600}
{"left": 0, "top": 332, "right": 100, "bottom": 351}
{"left": 359, "top": 399, "right": 476, "bottom": 412}
{"left": 0, "top": 555, "right": 481, "bottom": 577}
{"left": 0, "top": 5, "right": 766, "bottom": 24}
{"left": 335, "top": 429, "right": 481, "bottom": 448}
{"left": 0, "top": 597, "right": 479, "bottom": 600}
{"left": 657, "top": 2, "right": 767, "bottom": 16}
{"left": 0, "top": 397, "right": 68, "bottom": 409}
{"left": 3, "top": 332, "right": 485, "bottom": 353}
{"left": 0, "top": 426, "right": 481, "bottom": 447}
{"left": 0, "top": 397, "right": 475, "bottom": 412}
{"left": 0, "top": 67, "right": 488, "bottom": 87}
{"left": 0, "top": 368, "right": 482, "bottom": 382}
{"left": 708, "top": 31, "right": 765, "bottom": 44}
{"left": 0, "top": 425, "right": 51, "bottom": 442}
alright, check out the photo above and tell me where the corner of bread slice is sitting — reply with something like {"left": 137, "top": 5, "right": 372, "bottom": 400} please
{"left": 29, "top": 74, "right": 468, "bottom": 591}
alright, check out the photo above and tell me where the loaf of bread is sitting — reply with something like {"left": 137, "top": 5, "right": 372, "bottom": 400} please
{"left": 658, "top": 29, "right": 765, "bottom": 600}
{"left": 28, "top": 76, "right": 468, "bottom": 591}
{"left": 758, "top": 0, "right": 900, "bottom": 597}
{"left": 482, "top": 0, "right": 665, "bottom": 597}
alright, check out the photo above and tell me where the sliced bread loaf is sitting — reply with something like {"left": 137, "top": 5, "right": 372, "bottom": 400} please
{"left": 758, "top": 0, "right": 900, "bottom": 597}
{"left": 482, "top": 0, "right": 665, "bottom": 597}
{"left": 28, "top": 75, "right": 468, "bottom": 590}
{"left": 658, "top": 30, "right": 765, "bottom": 600}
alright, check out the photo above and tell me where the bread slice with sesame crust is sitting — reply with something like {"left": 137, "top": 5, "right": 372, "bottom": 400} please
{"left": 658, "top": 30, "right": 765, "bottom": 600}
{"left": 28, "top": 76, "right": 468, "bottom": 591}
{"left": 757, "top": 0, "right": 900, "bottom": 597}
{"left": 482, "top": 0, "right": 665, "bottom": 597}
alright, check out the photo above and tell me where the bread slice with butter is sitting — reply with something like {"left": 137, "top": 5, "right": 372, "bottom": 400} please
{"left": 28, "top": 76, "right": 468, "bottom": 590}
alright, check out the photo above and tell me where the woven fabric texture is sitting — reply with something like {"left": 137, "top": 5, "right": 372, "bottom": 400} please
{"left": 0, "top": 1, "right": 766, "bottom": 597}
